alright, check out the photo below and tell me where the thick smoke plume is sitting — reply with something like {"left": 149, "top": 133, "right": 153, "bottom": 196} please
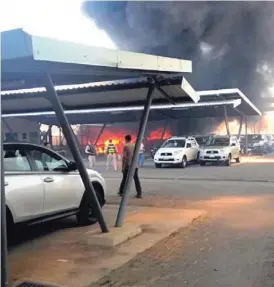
{"left": 83, "top": 1, "right": 274, "bottom": 110}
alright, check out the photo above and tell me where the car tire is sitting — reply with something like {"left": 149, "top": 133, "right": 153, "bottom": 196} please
{"left": 181, "top": 156, "right": 187, "bottom": 168}
{"left": 225, "top": 154, "right": 231, "bottom": 166}
{"left": 236, "top": 154, "right": 241, "bottom": 163}
{"left": 77, "top": 186, "right": 104, "bottom": 226}
{"left": 6, "top": 207, "right": 14, "bottom": 238}
{"left": 155, "top": 163, "right": 162, "bottom": 168}
{"left": 200, "top": 161, "right": 206, "bottom": 166}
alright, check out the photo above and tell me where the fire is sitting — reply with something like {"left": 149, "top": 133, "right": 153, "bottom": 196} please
{"left": 213, "top": 113, "right": 274, "bottom": 136}
{"left": 77, "top": 125, "right": 172, "bottom": 153}
{"left": 147, "top": 127, "right": 171, "bottom": 140}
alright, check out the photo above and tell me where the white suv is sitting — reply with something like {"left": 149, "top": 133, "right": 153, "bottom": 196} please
{"left": 4, "top": 142, "right": 106, "bottom": 233}
{"left": 154, "top": 137, "right": 200, "bottom": 168}
{"left": 199, "top": 135, "right": 241, "bottom": 166}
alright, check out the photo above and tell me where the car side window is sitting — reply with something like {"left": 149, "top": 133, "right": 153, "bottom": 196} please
{"left": 4, "top": 148, "right": 31, "bottom": 172}
{"left": 29, "top": 149, "right": 68, "bottom": 172}
{"left": 186, "top": 142, "right": 191, "bottom": 148}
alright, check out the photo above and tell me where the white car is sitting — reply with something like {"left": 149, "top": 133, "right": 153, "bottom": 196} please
{"left": 199, "top": 135, "right": 241, "bottom": 166}
{"left": 154, "top": 136, "right": 200, "bottom": 168}
{"left": 3, "top": 142, "right": 106, "bottom": 233}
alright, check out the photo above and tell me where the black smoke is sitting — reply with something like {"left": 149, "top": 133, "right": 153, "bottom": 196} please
{"left": 83, "top": 1, "right": 274, "bottom": 111}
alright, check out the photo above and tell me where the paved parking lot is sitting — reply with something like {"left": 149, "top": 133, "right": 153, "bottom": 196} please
{"left": 8, "top": 154, "right": 274, "bottom": 286}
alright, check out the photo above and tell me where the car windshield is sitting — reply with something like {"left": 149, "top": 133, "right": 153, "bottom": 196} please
{"left": 162, "top": 139, "right": 186, "bottom": 148}
{"left": 195, "top": 136, "right": 206, "bottom": 145}
{"left": 248, "top": 135, "right": 262, "bottom": 142}
{"left": 206, "top": 137, "right": 230, "bottom": 146}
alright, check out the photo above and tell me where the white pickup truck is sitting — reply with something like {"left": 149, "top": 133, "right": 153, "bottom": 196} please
{"left": 199, "top": 135, "right": 241, "bottom": 166}
{"left": 154, "top": 136, "right": 200, "bottom": 168}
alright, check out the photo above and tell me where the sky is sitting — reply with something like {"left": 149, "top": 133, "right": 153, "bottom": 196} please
{"left": 0, "top": 0, "right": 117, "bottom": 49}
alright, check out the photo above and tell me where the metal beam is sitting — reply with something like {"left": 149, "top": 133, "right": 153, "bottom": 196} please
{"left": 48, "top": 125, "right": 53, "bottom": 146}
{"left": 115, "top": 86, "right": 154, "bottom": 227}
{"left": 161, "top": 121, "right": 169, "bottom": 140}
{"left": 245, "top": 117, "right": 248, "bottom": 154}
{"left": 237, "top": 116, "right": 243, "bottom": 139}
{"left": 95, "top": 124, "right": 106, "bottom": 145}
{"left": 155, "top": 85, "right": 176, "bottom": 105}
{"left": 43, "top": 74, "right": 108, "bottom": 233}
{"left": 223, "top": 106, "right": 230, "bottom": 136}
{"left": 1, "top": 122, "right": 9, "bottom": 287}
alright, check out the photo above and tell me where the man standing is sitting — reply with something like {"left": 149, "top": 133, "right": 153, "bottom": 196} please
{"left": 85, "top": 140, "right": 97, "bottom": 169}
{"left": 106, "top": 139, "right": 117, "bottom": 171}
{"left": 138, "top": 141, "right": 145, "bottom": 167}
{"left": 117, "top": 140, "right": 123, "bottom": 170}
{"left": 119, "top": 134, "right": 142, "bottom": 198}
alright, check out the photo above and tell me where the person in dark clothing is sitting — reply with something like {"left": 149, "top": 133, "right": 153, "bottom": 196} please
{"left": 119, "top": 134, "right": 142, "bottom": 199}
{"left": 85, "top": 140, "right": 97, "bottom": 168}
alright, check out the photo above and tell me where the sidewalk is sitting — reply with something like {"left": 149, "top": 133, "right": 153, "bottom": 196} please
{"left": 10, "top": 204, "right": 204, "bottom": 287}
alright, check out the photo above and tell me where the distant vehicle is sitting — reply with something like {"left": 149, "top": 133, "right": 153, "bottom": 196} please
{"left": 246, "top": 134, "right": 268, "bottom": 155}
{"left": 265, "top": 135, "right": 274, "bottom": 152}
{"left": 199, "top": 135, "right": 241, "bottom": 166}
{"left": 154, "top": 136, "right": 199, "bottom": 168}
{"left": 239, "top": 135, "right": 247, "bottom": 153}
{"left": 4, "top": 142, "right": 106, "bottom": 234}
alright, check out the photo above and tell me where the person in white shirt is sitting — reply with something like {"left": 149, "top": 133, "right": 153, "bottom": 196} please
{"left": 85, "top": 140, "right": 97, "bottom": 169}
{"left": 138, "top": 142, "right": 145, "bottom": 167}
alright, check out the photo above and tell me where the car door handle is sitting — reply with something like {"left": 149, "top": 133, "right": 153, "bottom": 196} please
{"left": 44, "top": 177, "right": 54, "bottom": 183}
{"left": 4, "top": 182, "right": 8, "bottom": 186}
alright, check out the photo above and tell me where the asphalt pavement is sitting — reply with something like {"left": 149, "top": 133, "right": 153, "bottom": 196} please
{"left": 90, "top": 155, "right": 274, "bottom": 287}
{"left": 9, "top": 155, "right": 274, "bottom": 287}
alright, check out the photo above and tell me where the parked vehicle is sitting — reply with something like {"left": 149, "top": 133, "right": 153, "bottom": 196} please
{"left": 266, "top": 135, "right": 274, "bottom": 152}
{"left": 193, "top": 134, "right": 215, "bottom": 149}
{"left": 199, "top": 135, "right": 241, "bottom": 166}
{"left": 154, "top": 136, "right": 199, "bottom": 168}
{"left": 4, "top": 142, "right": 106, "bottom": 233}
{"left": 246, "top": 134, "right": 268, "bottom": 155}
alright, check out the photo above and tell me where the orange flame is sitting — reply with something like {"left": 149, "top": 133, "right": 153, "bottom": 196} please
{"left": 76, "top": 125, "right": 172, "bottom": 154}
{"left": 213, "top": 113, "right": 274, "bottom": 135}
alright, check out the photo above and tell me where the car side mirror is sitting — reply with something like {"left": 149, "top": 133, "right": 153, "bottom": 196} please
{"left": 68, "top": 161, "right": 77, "bottom": 171}
{"left": 186, "top": 144, "right": 191, "bottom": 148}
{"left": 231, "top": 143, "right": 236, "bottom": 147}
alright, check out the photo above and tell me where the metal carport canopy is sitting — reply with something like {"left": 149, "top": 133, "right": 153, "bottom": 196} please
{"left": 1, "top": 84, "right": 260, "bottom": 125}
{"left": 1, "top": 28, "right": 198, "bottom": 281}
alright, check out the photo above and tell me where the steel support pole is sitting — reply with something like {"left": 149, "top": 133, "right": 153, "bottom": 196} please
{"left": 245, "top": 117, "right": 248, "bottom": 154}
{"left": 95, "top": 124, "right": 106, "bottom": 145}
{"left": 223, "top": 106, "right": 230, "bottom": 136}
{"left": 1, "top": 123, "right": 9, "bottom": 287}
{"left": 115, "top": 86, "right": 154, "bottom": 227}
{"left": 161, "top": 120, "right": 169, "bottom": 140}
{"left": 43, "top": 74, "right": 108, "bottom": 233}
{"left": 237, "top": 116, "right": 243, "bottom": 139}
{"left": 48, "top": 125, "right": 53, "bottom": 147}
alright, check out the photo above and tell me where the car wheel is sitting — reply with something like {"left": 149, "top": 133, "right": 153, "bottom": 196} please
{"left": 236, "top": 154, "right": 241, "bottom": 163}
{"left": 155, "top": 163, "right": 162, "bottom": 168}
{"left": 181, "top": 156, "right": 187, "bottom": 168}
{"left": 77, "top": 186, "right": 104, "bottom": 226}
{"left": 200, "top": 161, "right": 206, "bottom": 166}
{"left": 225, "top": 154, "right": 231, "bottom": 166}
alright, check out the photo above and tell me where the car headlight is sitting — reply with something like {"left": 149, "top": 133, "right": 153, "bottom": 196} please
{"left": 174, "top": 150, "right": 182, "bottom": 155}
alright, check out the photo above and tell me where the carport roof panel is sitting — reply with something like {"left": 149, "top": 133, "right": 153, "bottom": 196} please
{"left": 1, "top": 76, "right": 199, "bottom": 114}
{"left": 2, "top": 99, "right": 242, "bottom": 125}
{"left": 197, "top": 88, "right": 261, "bottom": 116}
{"left": 1, "top": 29, "right": 192, "bottom": 90}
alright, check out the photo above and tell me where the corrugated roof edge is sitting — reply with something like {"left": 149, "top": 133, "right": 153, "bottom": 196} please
{"left": 1, "top": 74, "right": 183, "bottom": 96}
